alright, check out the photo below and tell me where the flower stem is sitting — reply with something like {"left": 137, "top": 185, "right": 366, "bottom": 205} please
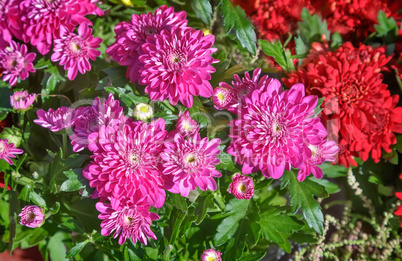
{"left": 62, "top": 133, "right": 68, "bottom": 158}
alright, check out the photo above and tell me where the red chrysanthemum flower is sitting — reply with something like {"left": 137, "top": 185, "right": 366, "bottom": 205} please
{"left": 395, "top": 192, "right": 402, "bottom": 228}
{"left": 85, "top": 118, "right": 167, "bottom": 208}
{"left": 139, "top": 27, "right": 218, "bottom": 108}
{"left": 106, "top": 5, "right": 188, "bottom": 83}
{"left": 0, "top": 0, "right": 22, "bottom": 48}
{"left": 20, "top": 0, "right": 103, "bottom": 55}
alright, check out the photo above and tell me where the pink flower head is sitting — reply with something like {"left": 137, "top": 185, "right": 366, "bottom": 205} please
{"left": 51, "top": 23, "right": 102, "bottom": 80}
{"left": 161, "top": 133, "right": 221, "bottom": 197}
{"left": 96, "top": 199, "right": 159, "bottom": 245}
{"left": 85, "top": 118, "right": 167, "bottom": 208}
{"left": 228, "top": 173, "right": 254, "bottom": 200}
{"left": 20, "top": 0, "right": 103, "bottom": 55}
{"left": 217, "top": 68, "right": 278, "bottom": 113}
{"left": 176, "top": 111, "right": 199, "bottom": 138}
{"left": 297, "top": 140, "right": 339, "bottom": 181}
{"left": 228, "top": 83, "right": 326, "bottom": 179}
{"left": 200, "top": 249, "right": 222, "bottom": 261}
{"left": 106, "top": 5, "right": 187, "bottom": 83}
{"left": 0, "top": 41, "right": 36, "bottom": 86}
{"left": 34, "top": 107, "right": 75, "bottom": 132}
{"left": 139, "top": 27, "right": 218, "bottom": 108}
{"left": 0, "top": 139, "right": 23, "bottom": 165}
{"left": 18, "top": 205, "right": 44, "bottom": 228}
{"left": 0, "top": 0, "right": 22, "bottom": 47}
{"left": 70, "top": 94, "right": 124, "bottom": 152}
{"left": 10, "top": 91, "right": 36, "bottom": 111}
{"left": 212, "top": 87, "right": 232, "bottom": 110}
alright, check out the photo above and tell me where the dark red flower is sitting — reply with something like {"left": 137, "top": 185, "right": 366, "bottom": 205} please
{"left": 395, "top": 192, "right": 402, "bottom": 228}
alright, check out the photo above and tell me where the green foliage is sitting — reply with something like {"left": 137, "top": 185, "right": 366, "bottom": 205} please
{"left": 258, "top": 40, "right": 294, "bottom": 71}
{"left": 375, "top": 11, "right": 398, "bottom": 42}
{"left": 190, "top": 0, "right": 212, "bottom": 25}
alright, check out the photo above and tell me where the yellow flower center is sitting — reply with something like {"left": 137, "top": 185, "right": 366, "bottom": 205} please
{"left": 239, "top": 184, "right": 247, "bottom": 192}
{"left": 217, "top": 93, "right": 224, "bottom": 101}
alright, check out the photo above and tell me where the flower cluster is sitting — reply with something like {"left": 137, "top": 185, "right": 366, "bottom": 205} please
{"left": 226, "top": 69, "right": 338, "bottom": 181}
{"left": 107, "top": 5, "right": 218, "bottom": 108}
{"left": 284, "top": 42, "right": 402, "bottom": 166}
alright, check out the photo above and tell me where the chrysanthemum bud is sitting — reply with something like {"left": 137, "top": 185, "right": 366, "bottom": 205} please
{"left": 133, "top": 103, "right": 153, "bottom": 121}
{"left": 228, "top": 173, "right": 254, "bottom": 200}
{"left": 212, "top": 87, "right": 232, "bottom": 110}
{"left": 200, "top": 249, "right": 222, "bottom": 261}
{"left": 18, "top": 205, "right": 45, "bottom": 228}
{"left": 176, "top": 111, "right": 199, "bottom": 138}
{"left": 10, "top": 91, "right": 36, "bottom": 112}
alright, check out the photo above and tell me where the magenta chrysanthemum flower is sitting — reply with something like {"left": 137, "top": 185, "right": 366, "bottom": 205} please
{"left": 200, "top": 249, "right": 222, "bottom": 261}
{"left": 228, "top": 83, "right": 327, "bottom": 179}
{"left": 0, "top": 139, "right": 23, "bottom": 165}
{"left": 161, "top": 133, "right": 221, "bottom": 197}
{"left": 34, "top": 107, "right": 75, "bottom": 132}
{"left": 85, "top": 118, "right": 167, "bottom": 208}
{"left": 228, "top": 173, "right": 254, "bottom": 200}
{"left": 96, "top": 199, "right": 159, "bottom": 245}
{"left": 176, "top": 111, "right": 199, "bottom": 138}
{"left": 0, "top": 41, "right": 36, "bottom": 86}
{"left": 20, "top": 0, "right": 103, "bottom": 55}
{"left": 106, "top": 5, "right": 187, "bottom": 83}
{"left": 297, "top": 140, "right": 340, "bottom": 181}
{"left": 215, "top": 68, "right": 276, "bottom": 113}
{"left": 139, "top": 27, "right": 218, "bottom": 108}
{"left": 0, "top": 0, "right": 22, "bottom": 48}
{"left": 18, "top": 205, "right": 44, "bottom": 228}
{"left": 51, "top": 23, "right": 102, "bottom": 80}
{"left": 70, "top": 94, "right": 124, "bottom": 152}
{"left": 10, "top": 91, "right": 36, "bottom": 111}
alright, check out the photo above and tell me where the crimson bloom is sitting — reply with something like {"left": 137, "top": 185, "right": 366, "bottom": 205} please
{"left": 0, "top": 41, "right": 36, "bottom": 86}
{"left": 18, "top": 205, "right": 45, "bottom": 228}
{"left": 51, "top": 23, "right": 102, "bottom": 80}
{"left": 139, "top": 27, "right": 218, "bottom": 108}
{"left": 0, "top": 139, "right": 23, "bottom": 165}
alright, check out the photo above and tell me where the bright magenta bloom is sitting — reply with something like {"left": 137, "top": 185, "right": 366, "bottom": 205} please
{"left": 0, "top": 0, "right": 22, "bottom": 48}
{"left": 106, "top": 5, "right": 187, "bottom": 83}
{"left": 200, "top": 249, "right": 222, "bottom": 261}
{"left": 20, "top": 0, "right": 103, "bottom": 55}
{"left": 70, "top": 94, "right": 123, "bottom": 152}
{"left": 51, "top": 23, "right": 102, "bottom": 80}
{"left": 18, "top": 205, "right": 44, "bottom": 228}
{"left": 139, "top": 27, "right": 218, "bottom": 108}
{"left": 228, "top": 82, "right": 328, "bottom": 179}
{"left": 212, "top": 87, "right": 232, "bottom": 110}
{"left": 176, "top": 111, "right": 199, "bottom": 138}
{"left": 0, "top": 139, "right": 23, "bottom": 165}
{"left": 228, "top": 174, "right": 254, "bottom": 200}
{"left": 10, "top": 91, "right": 36, "bottom": 111}
{"left": 85, "top": 118, "right": 167, "bottom": 208}
{"left": 96, "top": 199, "right": 159, "bottom": 245}
{"left": 0, "top": 41, "right": 36, "bottom": 86}
{"left": 161, "top": 133, "right": 221, "bottom": 197}
{"left": 34, "top": 107, "right": 75, "bottom": 132}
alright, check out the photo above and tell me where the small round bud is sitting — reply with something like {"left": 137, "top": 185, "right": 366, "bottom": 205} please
{"left": 133, "top": 103, "right": 153, "bottom": 121}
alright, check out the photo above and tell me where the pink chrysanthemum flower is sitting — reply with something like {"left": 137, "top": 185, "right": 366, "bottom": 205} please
{"left": 139, "top": 27, "right": 218, "bottom": 108}
{"left": 176, "top": 111, "right": 199, "bottom": 138}
{"left": 161, "top": 133, "right": 221, "bottom": 197}
{"left": 0, "top": 139, "right": 23, "bottom": 165}
{"left": 70, "top": 94, "right": 124, "bottom": 152}
{"left": 10, "top": 91, "right": 36, "bottom": 111}
{"left": 96, "top": 199, "right": 159, "bottom": 245}
{"left": 216, "top": 68, "right": 277, "bottom": 113}
{"left": 228, "top": 83, "right": 327, "bottom": 179}
{"left": 18, "top": 205, "right": 44, "bottom": 228}
{"left": 20, "top": 0, "right": 103, "bottom": 55}
{"left": 51, "top": 23, "right": 102, "bottom": 80}
{"left": 228, "top": 173, "right": 254, "bottom": 200}
{"left": 0, "top": 41, "right": 36, "bottom": 86}
{"left": 0, "top": 0, "right": 22, "bottom": 48}
{"left": 85, "top": 118, "right": 167, "bottom": 208}
{"left": 106, "top": 5, "right": 187, "bottom": 83}
{"left": 297, "top": 140, "right": 339, "bottom": 181}
{"left": 200, "top": 249, "right": 222, "bottom": 261}
{"left": 34, "top": 107, "right": 75, "bottom": 132}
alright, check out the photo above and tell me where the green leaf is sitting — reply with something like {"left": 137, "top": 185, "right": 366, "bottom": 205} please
{"left": 58, "top": 213, "right": 85, "bottom": 234}
{"left": 105, "top": 86, "right": 150, "bottom": 106}
{"left": 47, "top": 232, "right": 69, "bottom": 261}
{"left": 190, "top": 0, "right": 212, "bottom": 25}
{"left": 60, "top": 169, "right": 85, "bottom": 192}
{"left": 18, "top": 184, "right": 33, "bottom": 202}
{"left": 320, "top": 162, "right": 348, "bottom": 178}
{"left": 313, "top": 97, "right": 325, "bottom": 116}
{"left": 66, "top": 240, "right": 90, "bottom": 258}
{"left": 259, "top": 207, "right": 303, "bottom": 246}
{"left": 310, "top": 177, "right": 340, "bottom": 194}
{"left": 194, "top": 193, "right": 214, "bottom": 225}
{"left": 258, "top": 40, "right": 294, "bottom": 71}
{"left": 30, "top": 191, "right": 46, "bottom": 208}
{"left": 214, "top": 198, "right": 249, "bottom": 246}
{"left": 124, "top": 240, "right": 143, "bottom": 261}
{"left": 375, "top": 10, "right": 398, "bottom": 39}
{"left": 220, "top": 0, "right": 257, "bottom": 54}
{"left": 170, "top": 192, "right": 188, "bottom": 213}
{"left": 34, "top": 58, "right": 52, "bottom": 69}
{"left": 281, "top": 171, "right": 327, "bottom": 235}
{"left": 103, "top": 67, "right": 129, "bottom": 87}
{"left": 216, "top": 149, "right": 238, "bottom": 172}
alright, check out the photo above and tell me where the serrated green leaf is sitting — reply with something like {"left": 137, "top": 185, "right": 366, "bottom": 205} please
{"left": 258, "top": 40, "right": 294, "bottom": 71}
{"left": 190, "top": 0, "right": 212, "bottom": 25}
{"left": 310, "top": 177, "right": 340, "bottom": 194}
{"left": 58, "top": 213, "right": 85, "bottom": 234}
{"left": 60, "top": 169, "right": 84, "bottom": 192}
{"left": 375, "top": 10, "right": 398, "bottom": 39}
{"left": 220, "top": 0, "right": 257, "bottom": 54}
{"left": 66, "top": 240, "right": 89, "bottom": 258}
{"left": 281, "top": 171, "right": 327, "bottom": 234}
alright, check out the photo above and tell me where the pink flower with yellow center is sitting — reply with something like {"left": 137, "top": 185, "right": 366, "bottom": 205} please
{"left": 176, "top": 111, "right": 199, "bottom": 138}
{"left": 200, "top": 249, "right": 222, "bottom": 261}
{"left": 228, "top": 173, "right": 254, "bottom": 200}
{"left": 18, "top": 205, "right": 44, "bottom": 228}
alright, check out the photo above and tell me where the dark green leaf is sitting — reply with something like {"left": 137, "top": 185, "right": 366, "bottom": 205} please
{"left": 30, "top": 191, "right": 46, "bottom": 208}
{"left": 60, "top": 169, "right": 85, "bottom": 192}
{"left": 66, "top": 240, "right": 90, "bottom": 258}
{"left": 18, "top": 184, "right": 33, "bottom": 202}
{"left": 258, "top": 40, "right": 294, "bottom": 71}
{"left": 281, "top": 171, "right": 327, "bottom": 235}
{"left": 58, "top": 213, "right": 85, "bottom": 234}
{"left": 194, "top": 193, "right": 214, "bottom": 225}
{"left": 170, "top": 192, "right": 188, "bottom": 213}
{"left": 190, "top": 0, "right": 212, "bottom": 25}
{"left": 103, "top": 67, "right": 129, "bottom": 87}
